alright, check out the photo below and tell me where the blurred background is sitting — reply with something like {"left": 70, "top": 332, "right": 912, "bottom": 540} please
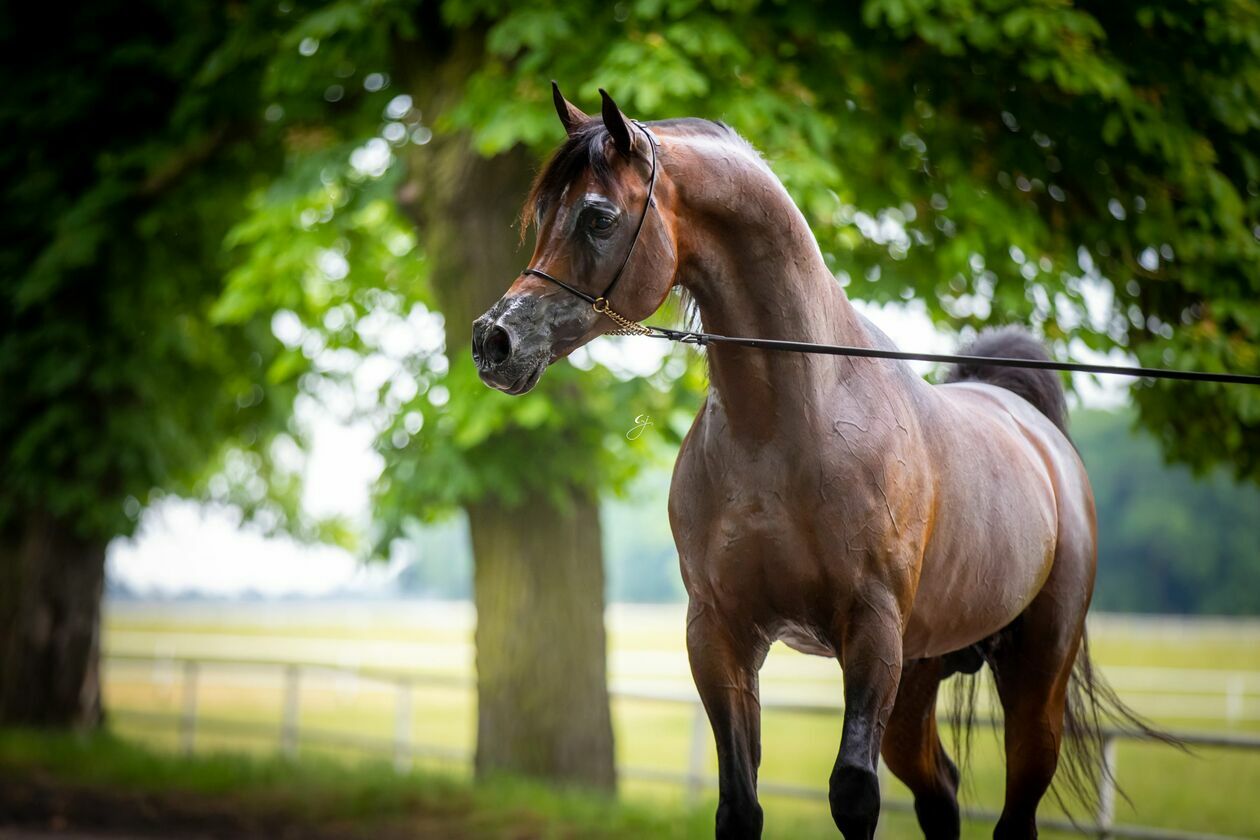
{"left": 2, "top": 1, "right": 1259, "bottom": 838}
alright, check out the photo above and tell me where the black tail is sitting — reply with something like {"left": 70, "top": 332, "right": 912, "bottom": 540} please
{"left": 946, "top": 631, "right": 1183, "bottom": 820}
{"left": 945, "top": 326, "right": 1068, "bottom": 434}
{"left": 1054, "top": 632, "right": 1184, "bottom": 817}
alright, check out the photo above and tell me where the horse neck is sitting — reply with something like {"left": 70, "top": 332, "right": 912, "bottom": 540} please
{"left": 670, "top": 136, "right": 877, "bottom": 440}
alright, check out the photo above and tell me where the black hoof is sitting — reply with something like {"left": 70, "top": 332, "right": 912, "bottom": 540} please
{"left": 830, "top": 763, "right": 880, "bottom": 840}
{"left": 914, "top": 793, "right": 961, "bottom": 840}
{"left": 715, "top": 797, "right": 763, "bottom": 839}
{"left": 994, "top": 814, "right": 1038, "bottom": 840}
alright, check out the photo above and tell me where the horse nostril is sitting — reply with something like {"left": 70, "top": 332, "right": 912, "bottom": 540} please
{"left": 483, "top": 325, "right": 513, "bottom": 366}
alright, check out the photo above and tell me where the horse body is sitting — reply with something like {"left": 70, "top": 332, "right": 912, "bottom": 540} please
{"left": 674, "top": 368, "right": 1081, "bottom": 661}
{"left": 667, "top": 127, "right": 1088, "bottom": 657}
{"left": 474, "top": 89, "right": 1121, "bottom": 840}
{"left": 654, "top": 128, "right": 1101, "bottom": 839}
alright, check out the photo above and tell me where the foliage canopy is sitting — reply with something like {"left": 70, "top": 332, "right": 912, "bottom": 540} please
{"left": 450, "top": 0, "right": 1260, "bottom": 478}
{"left": 0, "top": 4, "right": 304, "bottom": 541}
{"left": 224, "top": 0, "right": 1260, "bottom": 537}
{"left": 8, "top": 0, "right": 1260, "bottom": 546}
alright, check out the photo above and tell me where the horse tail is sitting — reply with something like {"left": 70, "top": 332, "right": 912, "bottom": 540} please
{"left": 945, "top": 629, "right": 1183, "bottom": 819}
{"left": 944, "top": 326, "right": 1068, "bottom": 434}
{"left": 1053, "top": 631, "right": 1184, "bottom": 816}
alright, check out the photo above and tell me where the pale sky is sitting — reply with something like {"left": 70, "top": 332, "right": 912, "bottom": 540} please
{"left": 107, "top": 296, "right": 1128, "bottom": 597}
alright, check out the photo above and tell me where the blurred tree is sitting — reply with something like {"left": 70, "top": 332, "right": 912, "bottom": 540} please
{"left": 211, "top": 2, "right": 697, "bottom": 789}
{"left": 1074, "top": 409, "right": 1260, "bottom": 615}
{"left": 0, "top": 3, "right": 319, "bottom": 727}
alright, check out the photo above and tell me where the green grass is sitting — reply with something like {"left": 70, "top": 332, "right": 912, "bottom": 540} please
{"left": 97, "top": 603, "right": 1260, "bottom": 838}
{"left": 0, "top": 727, "right": 721, "bottom": 839}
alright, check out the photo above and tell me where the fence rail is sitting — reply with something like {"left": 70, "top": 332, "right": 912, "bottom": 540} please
{"left": 103, "top": 652, "right": 1260, "bottom": 840}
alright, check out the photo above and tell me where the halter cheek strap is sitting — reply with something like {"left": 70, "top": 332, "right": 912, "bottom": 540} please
{"left": 523, "top": 121, "right": 660, "bottom": 336}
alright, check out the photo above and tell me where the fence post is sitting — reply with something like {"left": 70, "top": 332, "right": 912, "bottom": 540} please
{"left": 280, "top": 664, "right": 302, "bottom": 758}
{"left": 1226, "top": 675, "right": 1244, "bottom": 724}
{"left": 179, "top": 660, "right": 199, "bottom": 756}
{"left": 687, "top": 702, "right": 709, "bottom": 803}
{"left": 394, "top": 678, "right": 413, "bottom": 773}
{"left": 1097, "top": 735, "right": 1118, "bottom": 838}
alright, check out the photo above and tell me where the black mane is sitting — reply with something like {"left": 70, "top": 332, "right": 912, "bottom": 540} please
{"left": 521, "top": 116, "right": 733, "bottom": 235}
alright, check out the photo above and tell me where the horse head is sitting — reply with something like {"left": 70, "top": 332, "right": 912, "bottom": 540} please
{"left": 471, "top": 84, "right": 678, "bottom": 394}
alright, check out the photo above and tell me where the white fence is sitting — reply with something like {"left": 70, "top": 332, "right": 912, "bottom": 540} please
{"left": 103, "top": 653, "right": 1259, "bottom": 840}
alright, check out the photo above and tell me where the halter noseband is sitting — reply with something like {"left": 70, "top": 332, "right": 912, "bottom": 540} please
{"left": 522, "top": 121, "right": 660, "bottom": 336}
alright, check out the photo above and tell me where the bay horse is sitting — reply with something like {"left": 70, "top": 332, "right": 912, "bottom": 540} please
{"left": 473, "top": 86, "right": 1134, "bottom": 839}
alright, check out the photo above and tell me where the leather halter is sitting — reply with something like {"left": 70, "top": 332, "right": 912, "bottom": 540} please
{"left": 522, "top": 121, "right": 660, "bottom": 335}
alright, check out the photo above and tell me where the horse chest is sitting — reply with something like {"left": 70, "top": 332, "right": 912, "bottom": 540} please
{"left": 670, "top": 395, "right": 936, "bottom": 641}
{"left": 671, "top": 443, "right": 918, "bottom": 623}
{"left": 673, "top": 456, "right": 805, "bottom": 571}
{"left": 699, "top": 488, "right": 801, "bottom": 565}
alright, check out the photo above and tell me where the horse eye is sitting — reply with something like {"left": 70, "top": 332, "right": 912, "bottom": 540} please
{"left": 589, "top": 214, "right": 614, "bottom": 232}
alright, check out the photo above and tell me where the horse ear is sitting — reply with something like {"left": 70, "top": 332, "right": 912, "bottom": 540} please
{"left": 599, "top": 88, "right": 635, "bottom": 157}
{"left": 551, "top": 80, "right": 587, "bottom": 137}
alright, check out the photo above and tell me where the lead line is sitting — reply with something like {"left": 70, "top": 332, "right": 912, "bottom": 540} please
{"left": 639, "top": 328, "right": 1260, "bottom": 386}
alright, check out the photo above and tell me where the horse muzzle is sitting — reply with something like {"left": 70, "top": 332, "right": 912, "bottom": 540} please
{"left": 472, "top": 312, "right": 549, "bottom": 395}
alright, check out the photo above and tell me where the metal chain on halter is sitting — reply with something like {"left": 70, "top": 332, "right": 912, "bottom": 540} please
{"left": 594, "top": 297, "right": 653, "bottom": 336}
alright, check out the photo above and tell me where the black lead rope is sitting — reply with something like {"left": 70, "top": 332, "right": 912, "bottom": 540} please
{"left": 522, "top": 122, "right": 1258, "bottom": 386}
{"left": 642, "top": 326, "right": 1260, "bottom": 386}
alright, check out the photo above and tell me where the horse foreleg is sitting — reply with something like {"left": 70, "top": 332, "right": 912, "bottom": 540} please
{"left": 830, "top": 597, "right": 904, "bottom": 840}
{"left": 686, "top": 600, "right": 767, "bottom": 840}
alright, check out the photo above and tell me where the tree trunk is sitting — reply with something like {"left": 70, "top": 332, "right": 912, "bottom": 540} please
{"left": 468, "top": 494, "right": 615, "bottom": 788}
{"left": 394, "top": 32, "right": 617, "bottom": 790}
{"left": 0, "top": 514, "right": 105, "bottom": 727}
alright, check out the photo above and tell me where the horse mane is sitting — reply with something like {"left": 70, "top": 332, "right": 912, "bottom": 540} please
{"left": 520, "top": 116, "right": 737, "bottom": 242}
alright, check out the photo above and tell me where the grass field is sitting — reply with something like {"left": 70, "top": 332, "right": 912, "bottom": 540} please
{"left": 0, "top": 728, "right": 719, "bottom": 839}
{"left": 100, "top": 600, "right": 1260, "bottom": 839}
